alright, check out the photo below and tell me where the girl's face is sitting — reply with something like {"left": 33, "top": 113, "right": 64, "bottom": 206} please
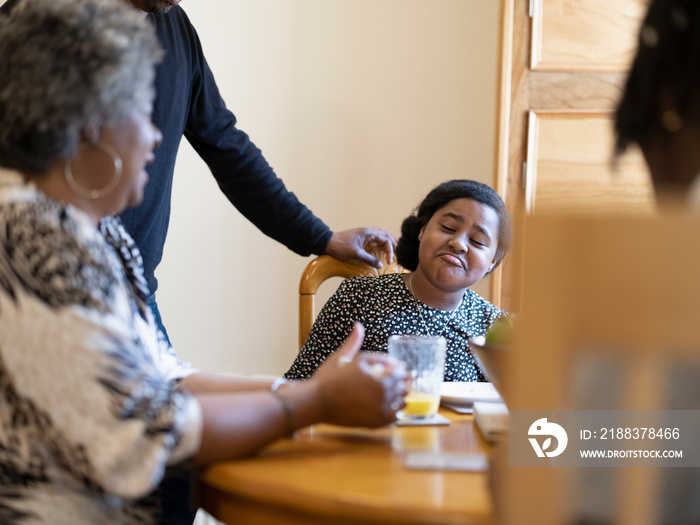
{"left": 417, "top": 198, "right": 499, "bottom": 294}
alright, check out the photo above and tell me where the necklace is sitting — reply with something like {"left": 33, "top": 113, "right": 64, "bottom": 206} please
{"left": 407, "top": 273, "right": 462, "bottom": 338}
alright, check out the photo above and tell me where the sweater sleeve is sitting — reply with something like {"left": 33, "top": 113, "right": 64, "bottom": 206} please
{"left": 181, "top": 14, "right": 332, "bottom": 257}
{"left": 0, "top": 203, "right": 202, "bottom": 501}
{"left": 284, "top": 277, "right": 366, "bottom": 379}
{"left": 1, "top": 298, "right": 203, "bottom": 503}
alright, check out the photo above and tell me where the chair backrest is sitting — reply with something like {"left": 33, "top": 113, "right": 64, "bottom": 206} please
{"left": 298, "top": 250, "right": 406, "bottom": 350}
{"left": 496, "top": 213, "right": 700, "bottom": 525}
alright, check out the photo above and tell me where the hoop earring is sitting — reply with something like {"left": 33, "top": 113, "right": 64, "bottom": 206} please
{"left": 65, "top": 143, "right": 123, "bottom": 200}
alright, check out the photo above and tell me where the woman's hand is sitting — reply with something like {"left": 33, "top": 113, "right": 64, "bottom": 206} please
{"left": 192, "top": 323, "right": 407, "bottom": 465}
{"left": 311, "top": 323, "right": 407, "bottom": 428}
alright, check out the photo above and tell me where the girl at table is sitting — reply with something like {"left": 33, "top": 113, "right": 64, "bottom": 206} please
{"left": 0, "top": 1, "right": 406, "bottom": 523}
{"left": 285, "top": 179, "right": 512, "bottom": 382}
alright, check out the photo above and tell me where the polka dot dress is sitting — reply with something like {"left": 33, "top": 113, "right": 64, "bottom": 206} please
{"left": 284, "top": 273, "right": 507, "bottom": 382}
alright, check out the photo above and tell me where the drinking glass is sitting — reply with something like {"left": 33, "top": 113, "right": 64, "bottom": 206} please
{"left": 388, "top": 335, "right": 446, "bottom": 420}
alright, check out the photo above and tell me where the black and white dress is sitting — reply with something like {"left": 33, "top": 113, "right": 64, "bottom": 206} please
{"left": 0, "top": 170, "right": 201, "bottom": 524}
{"left": 285, "top": 273, "right": 506, "bottom": 382}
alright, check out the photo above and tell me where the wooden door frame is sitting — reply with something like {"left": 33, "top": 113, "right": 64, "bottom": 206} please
{"left": 491, "top": 0, "right": 529, "bottom": 313}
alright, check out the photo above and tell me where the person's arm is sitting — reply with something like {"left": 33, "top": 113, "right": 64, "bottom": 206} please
{"left": 193, "top": 324, "right": 406, "bottom": 465}
{"left": 3, "top": 286, "right": 402, "bottom": 496}
{"left": 180, "top": 18, "right": 395, "bottom": 267}
{"left": 181, "top": 25, "right": 329, "bottom": 257}
{"left": 179, "top": 372, "right": 274, "bottom": 394}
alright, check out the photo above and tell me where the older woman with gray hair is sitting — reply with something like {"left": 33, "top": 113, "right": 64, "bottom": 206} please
{"left": 0, "top": 0, "right": 406, "bottom": 523}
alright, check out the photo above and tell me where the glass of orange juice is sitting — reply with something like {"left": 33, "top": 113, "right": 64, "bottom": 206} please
{"left": 388, "top": 335, "right": 446, "bottom": 421}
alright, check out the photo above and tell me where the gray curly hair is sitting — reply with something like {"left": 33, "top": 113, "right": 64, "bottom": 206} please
{"left": 0, "top": 0, "right": 163, "bottom": 173}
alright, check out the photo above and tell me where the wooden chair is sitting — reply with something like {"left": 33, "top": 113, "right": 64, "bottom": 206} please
{"left": 298, "top": 249, "right": 406, "bottom": 350}
{"left": 494, "top": 213, "right": 700, "bottom": 525}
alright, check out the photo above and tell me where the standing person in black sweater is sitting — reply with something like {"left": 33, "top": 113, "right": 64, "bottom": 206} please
{"left": 120, "top": 0, "right": 397, "bottom": 344}
{"left": 116, "top": 0, "right": 397, "bottom": 341}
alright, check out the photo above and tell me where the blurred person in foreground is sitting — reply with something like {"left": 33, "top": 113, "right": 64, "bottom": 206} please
{"left": 0, "top": 1, "right": 405, "bottom": 523}
{"left": 616, "top": 0, "right": 700, "bottom": 523}
{"left": 285, "top": 179, "right": 512, "bottom": 383}
{"left": 491, "top": 5, "right": 700, "bottom": 518}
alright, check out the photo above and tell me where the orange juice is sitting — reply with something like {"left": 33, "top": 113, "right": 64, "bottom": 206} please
{"left": 403, "top": 392, "right": 440, "bottom": 417}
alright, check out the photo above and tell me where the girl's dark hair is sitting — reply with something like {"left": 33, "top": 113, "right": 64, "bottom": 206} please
{"left": 615, "top": 0, "right": 700, "bottom": 156}
{"left": 396, "top": 179, "right": 512, "bottom": 272}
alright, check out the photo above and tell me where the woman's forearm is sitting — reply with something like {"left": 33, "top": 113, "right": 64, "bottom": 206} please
{"left": 179, "top": 372, "right": 275, "bottom": 394}
{"left": 192, "top": 381, "right": 323, "bottom": 466}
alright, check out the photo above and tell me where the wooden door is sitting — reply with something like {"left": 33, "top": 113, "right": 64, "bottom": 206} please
{"left": 492, "top": 0, "right": 653, "bottom": 312}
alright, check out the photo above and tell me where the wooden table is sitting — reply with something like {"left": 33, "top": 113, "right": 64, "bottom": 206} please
{"left": 196, "top": 409, "right": 494, "bottom": 525}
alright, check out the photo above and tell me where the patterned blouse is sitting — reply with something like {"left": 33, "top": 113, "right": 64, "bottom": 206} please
{"left": 0, "top": 170, "right": 202, "bottom": 524}
{"left": 285, "top": 273, "right": 506, "bottom": 382}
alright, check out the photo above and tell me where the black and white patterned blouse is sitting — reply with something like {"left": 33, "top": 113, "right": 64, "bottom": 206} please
{"left": 0, "top": 170, "right": 201, "bottom": 524}
{"left": 285, "top": 273, "right": 506, "bottom": 382}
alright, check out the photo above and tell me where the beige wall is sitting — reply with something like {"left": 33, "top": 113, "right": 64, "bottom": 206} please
{"left": 157, "top": 0, "right": 501, "bottom": 376}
